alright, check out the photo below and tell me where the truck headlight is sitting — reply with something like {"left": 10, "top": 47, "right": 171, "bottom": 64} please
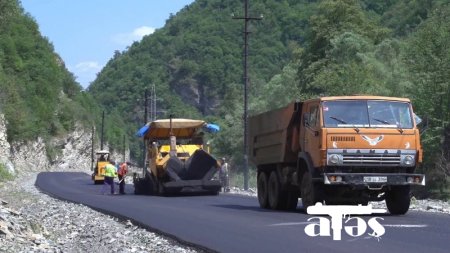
{"left": 402, "top": 155, "right": 415, "bottom": 166}
{"left": 328, "top": 154, "right": 341, "bottom": 165}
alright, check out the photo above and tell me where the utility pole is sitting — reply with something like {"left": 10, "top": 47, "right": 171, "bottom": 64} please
{"left": 143, "top": 88, "right": 148, "bottom": 168}
{"left": 149, "top": 85, "right": 157, "bottom": 121}
{"left": 91, "top": 125, "right": 95, "bottom": 171}
{"left": 123, "top": 134, "right": 126, "bottom": 162}
{"left": 153, "top": 85, "right": 156, "bottom": 120}
{"left": 233, "top": 0, "right": 262, "bottom": 190}
{"left": 100, "top": 110, "right": 105, "bottom": 150}
{"left": 144, "top": 88, "right": 148, "bottom": 124}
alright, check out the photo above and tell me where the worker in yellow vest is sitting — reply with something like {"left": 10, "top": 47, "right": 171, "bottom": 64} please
{"left": 101, "top": 161, "right": 117, "bottom": 195}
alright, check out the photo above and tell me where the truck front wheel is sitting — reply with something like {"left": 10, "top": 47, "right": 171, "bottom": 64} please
{"left": 386, "top": 186, "right": 410, "bottom": 215}
{"left": 300, "top": 170, "right": 322, "bottom": 211}
{"left": 257, "top": 172, "right": 269, "bottom": 209}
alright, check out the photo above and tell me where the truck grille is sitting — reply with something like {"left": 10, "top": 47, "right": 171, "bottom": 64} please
{"left": 327, "top": 149, "right": 416, "bottom": 167}
{"left": 342, "top": 153, "right": 401, "bottom": 165}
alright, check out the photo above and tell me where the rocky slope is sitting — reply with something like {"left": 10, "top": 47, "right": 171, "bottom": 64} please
{"left": 0, "top": 172, "right": 200, "bottom": 253}
{"left": 0, "top": 114, "right": 200, "bottom": 252}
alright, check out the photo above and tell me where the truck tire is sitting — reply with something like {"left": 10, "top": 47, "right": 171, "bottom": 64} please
{"left": 386, "top": 186, "right": 410, "bottom": 215}
{"left": 300, "top": 170, "right": 322, "bottom": 211}
{"left": 284, "top": 191, "right": 299, "bottom": 211}
{"left": 268, "top": 171, "right": 285, "bottom": 210}
{"left": 257, "top": 172, "right": 269, "bottom": 209}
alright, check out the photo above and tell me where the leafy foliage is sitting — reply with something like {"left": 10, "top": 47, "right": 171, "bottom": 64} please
{"left": 0, "top": 0, "right": 128, "bottom": 155}
{"left": 0, "top": 162, "right": 14, "bottom": 182}
{"left": 402, "top": 4, "right": 450, "bottom": 197}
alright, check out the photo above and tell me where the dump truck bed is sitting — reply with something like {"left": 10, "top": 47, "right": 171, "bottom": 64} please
{"left": 249, "top": 102, "right": 303, "bottom": 166}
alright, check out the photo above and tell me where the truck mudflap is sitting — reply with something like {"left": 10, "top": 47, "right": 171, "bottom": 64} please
{"left": 323, "top": 173, "right": 425, "bottom": 188}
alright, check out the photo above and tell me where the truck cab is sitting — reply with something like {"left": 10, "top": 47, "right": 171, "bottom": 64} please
{"left": 301, "top": 96, "right": 424, "bottom": 211}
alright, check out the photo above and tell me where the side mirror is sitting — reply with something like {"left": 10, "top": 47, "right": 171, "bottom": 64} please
{"left": 414, "top": 113, "right": 422, "bottom": 125}
{"left": 303, "top": 113, "right": 310, "bottom": 126}
{"left": 416, "top": 115, "right": 428, "bottom": 135}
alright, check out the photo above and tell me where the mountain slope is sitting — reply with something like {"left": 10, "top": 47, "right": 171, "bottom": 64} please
{"left": 0, "top": 0, "right": 96, "bottom": 142}
{"left": 0, "top": 0, "right": 134, "bottom": 162}
{"left": 88, "top": 0, "right": 317, "bottom": 162}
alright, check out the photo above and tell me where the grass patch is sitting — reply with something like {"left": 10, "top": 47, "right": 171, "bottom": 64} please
{"left": 229, "top": 169, "right": 257, "bottom": 189}
{"left": 0, "top": 163, "right": 14, "bottom": 182}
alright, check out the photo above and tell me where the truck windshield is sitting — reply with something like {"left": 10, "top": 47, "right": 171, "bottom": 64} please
{"left": 322, "top": 100, "right": 413, "bottom": 129}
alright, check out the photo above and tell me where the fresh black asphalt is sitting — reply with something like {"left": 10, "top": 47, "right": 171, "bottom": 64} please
{"left": 35, "top": 172, "right": 450, "bottom": 253}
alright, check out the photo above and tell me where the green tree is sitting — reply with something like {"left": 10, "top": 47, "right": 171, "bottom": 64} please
{"left": 404, "top": 4, "right": 450, "bottom": 197}
{"left": 297, "top": 0, "right": 390, "bottom": 97}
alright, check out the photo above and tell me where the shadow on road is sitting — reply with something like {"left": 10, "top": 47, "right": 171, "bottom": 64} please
{"left": 210, "top": 204, "right": 306, "bottom": 213}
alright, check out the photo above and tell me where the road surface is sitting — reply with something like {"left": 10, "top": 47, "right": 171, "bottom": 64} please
{"left": 35, "top": 172, "right": 450, "bottom": 253}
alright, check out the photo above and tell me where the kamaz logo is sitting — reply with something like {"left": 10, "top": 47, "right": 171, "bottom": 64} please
{"left": 362, "top": 135, "right": 384, "bottom": 146}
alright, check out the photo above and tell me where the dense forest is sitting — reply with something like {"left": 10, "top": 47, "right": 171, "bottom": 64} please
{"left": 0, "top": 0, "right": 448, "bottom": 198}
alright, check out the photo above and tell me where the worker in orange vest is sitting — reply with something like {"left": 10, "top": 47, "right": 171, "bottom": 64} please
{"left": 118, "top": 162, "right": 129, "bottom": 194}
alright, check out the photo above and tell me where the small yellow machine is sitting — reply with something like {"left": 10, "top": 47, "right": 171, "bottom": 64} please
{"left": 91, "top": 150, "right": 110, "bottom": 184}
{"left": 134, "top": 118, "right": 221, "bottom": 195}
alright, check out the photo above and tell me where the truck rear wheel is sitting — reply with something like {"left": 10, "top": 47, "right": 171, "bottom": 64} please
{"left": 257, "top": 172, "right": 269, "bottom": 209}
{"left": 284, "top": 191, "right": 299, "bottom": 211}
{"left": 268, "top": 171, "right": 285, "bottom": 210}
{"left": 386, "top": 186, "right": 410, "bottom": 215}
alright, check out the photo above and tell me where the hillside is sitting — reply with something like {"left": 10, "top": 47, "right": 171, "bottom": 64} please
{"left": 88, "top": 0, "right": 317, "bottom": 163}
{"left": 0, "top": 0, "right": 129, "bottom": 160}
{"left": 0, "top": 0, "right": 90, "bottom": 141}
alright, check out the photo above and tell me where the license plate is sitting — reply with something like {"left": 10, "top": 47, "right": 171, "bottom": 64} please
{"left": 364, "top": 176, "right": 387, "bottom": 183}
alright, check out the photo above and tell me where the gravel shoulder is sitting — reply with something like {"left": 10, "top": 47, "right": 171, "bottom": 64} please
{"left": 0, "top": 170, "right": 201, "bottom": 253}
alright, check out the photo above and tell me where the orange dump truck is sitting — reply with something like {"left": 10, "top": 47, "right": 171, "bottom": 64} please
{"left": 249, "top": 96, "right": 425, "bottom": 214}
